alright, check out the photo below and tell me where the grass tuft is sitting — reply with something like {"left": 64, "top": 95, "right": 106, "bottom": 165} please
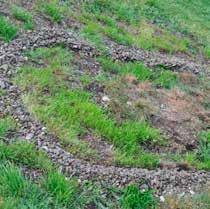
{"left": 42, "top": 2, "right": 63, "bottom": 23}
{"left": 42, "top": 171, "right": 78, "bottom": 206}
{"left": 0, "top": 140, "right": 53, "bottom": 172}
{"left": 120, "top": 184, "right": 157, "bottom": 209}
{"left": 12, "top": 5, "right": 34, "bottom": 30}
{"left": 0, "top": 117, "right": 16, "bottom": 138}
{"left": 0, "top": 16, "right": 17, "bottom": 42}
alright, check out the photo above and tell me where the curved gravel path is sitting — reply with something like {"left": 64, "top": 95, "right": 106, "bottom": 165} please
{"left": 0, "top": 27, "right": 209, "bottom": 196}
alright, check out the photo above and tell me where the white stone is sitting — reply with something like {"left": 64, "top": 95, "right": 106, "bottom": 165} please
{"left": 102, "top": 95, "right": 110, "bottom": 102}
{"left": 190, "top": 190, "right": 195, "bottom": 195}
{"left": 160, "top": 196, "right": 165, "bottom": 202}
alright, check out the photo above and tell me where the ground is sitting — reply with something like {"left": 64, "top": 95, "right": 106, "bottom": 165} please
{"left": 0, "top": 0, "right": 209, "bottom": 209}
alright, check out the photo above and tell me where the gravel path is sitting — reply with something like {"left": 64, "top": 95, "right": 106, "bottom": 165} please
{"left": 105, "top": 40, "right": 208, "bottom": 75}
{"left": 0, "top": 27, "right": 209, "bottom": 196}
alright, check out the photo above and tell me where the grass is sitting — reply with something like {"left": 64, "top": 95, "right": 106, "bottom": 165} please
{"left": 0, "top": 161, "right": 158, "bottom": 209}
{"left": 0, "top": 140, "right": 53, "bottom": 172}
{"left": 98, "top": 56, "right": 179, "bottom": 89}
{"left": 76, "top": 0, "right": 210, "bottom": 56}
{"left": 15, "top": 46, "right": 162, "bottom": 168}
{"left": 170, "top": 130, "right": 210, "bottom": 171}
{"left": 41, "top": 1, "right": 64, "bottom": 23}
{"left": 0, "top": 113, "right": 157, "bottom": 208}
{"left": 160, "top": 187, "right": 210, "bottom": 209}
{"left": 0, "top": 163, "right": 63, "bottom": 209}
{"left": 42, "top": 171, "right": 79, "bottom": 206}
{"left": 0, "top": 116, "right": 16, "bottom": 138}
{"left": 120, "top": 184, "right": 157, "bottom": 209}
{"left": 0, "top": 16, "right": 17, "bottom": 42}
{"left": 12, "top": 5, "right": 34, "bottom": 30}
{"left": 79, "top": 1, "right": 192, "bottom": 53}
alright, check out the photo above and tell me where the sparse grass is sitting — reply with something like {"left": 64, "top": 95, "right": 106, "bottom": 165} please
{"left": 0, "top": 117, "right": 16, "bottom": 138}
{"left": 160, "top": 187, "right": 210, "bottom": 209}
{"left": 170, "top": 131, "right": 210, "bottom": 171}
{"left": 12, "top": 5, "right": 34, "bottom": 30}
{"left": 15, "top": 47, "right": 162, "bottom": 168}
{"left": 0, "top": 89, "right": 6, "bottom": 96}
{"left": 0, "top": 16, "right": 17, "bottom": 41}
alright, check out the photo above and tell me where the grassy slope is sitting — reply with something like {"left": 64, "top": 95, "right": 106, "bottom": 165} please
{"left": 0, "top": 0, "right": 210, "bottom": 208}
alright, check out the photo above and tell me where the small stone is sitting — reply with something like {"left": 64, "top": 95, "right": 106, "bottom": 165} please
{"left": 160, "top": 196, "right": 165, "bottom": 202}
{"left": 189, "top": 190, "right": 195, "bottom": 195}
{"left": 25, "top": 133, "right": 34, "bottom": 140}
{"left": 102, "top": 95, "right": 110, "bottom": 102}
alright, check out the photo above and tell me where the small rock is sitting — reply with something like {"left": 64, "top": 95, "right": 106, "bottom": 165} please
{"left": 25, "top": 133, "right": 34, "bottom": 140}
{"left": 189, "top": 190, "right": 195, "bottom": 195}
{"left": 102, "top": 95, "right": 110, "bottom": 102}
{"left": 160, "top": 196, "right": 165, "bottom": 202}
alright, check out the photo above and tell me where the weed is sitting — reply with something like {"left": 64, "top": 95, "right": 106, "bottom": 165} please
{"left": 12, "top": 5, "right": 34, "bottom": 30}
{"left": 0, "top": 16, "right": 17, "bottom": 42}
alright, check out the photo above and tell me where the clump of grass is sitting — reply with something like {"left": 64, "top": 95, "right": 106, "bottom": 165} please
{"left": 0, "top": 140, "right": 53, "bottom": 172}
{"left": 0, "top": 116, "right": 16, "bottom": 138}
{"left": 11, "top": 5, "right": 34, "bottom": 30}
{"left": 120, "top": 184, "right": 157, "bottom": 209}
{"left": 0, "top": 163, "right": 58, "bottom": 209}
{"left": 197, "top": 130, "right": 210, "bottom": 168}
{"left": 0, "top": 16, "right": 17, "bottom": 42}
{"left": 99, "top": 56, "right": 179, "bottom": 89}
{"left": 42, "top": 1, "right": 63, "bottom": 23}
{"left": 42, "top": 171, "right": 79, "bottom": 206}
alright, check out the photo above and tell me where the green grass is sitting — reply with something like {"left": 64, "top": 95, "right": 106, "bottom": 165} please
{"left": 15, "top": 47, "right": 162, "bottom": 168}
{"left": 79, "top": 1, "right": 192, "bottom": 53}
{"left": 77, "top": 0, "right": 210, "bottom": 55}
{"left": 170, "top": 131, "right": 210, "bottom": 171}
{"left": 42, "top": 171, "right": 79, "bottom": 206}
{"left": 0, "top": 163, "right": 64, "bottom": 209}
{"left": 0, "top": 117, "right": 16, "bottom": 138}
{"left": 0, "top": 16, "right": 17, "bottom": 42}
{"left": 11, "top": 5, "right": 34, "bottom": 30}
{"left": 0, "top": 140, "right": 53, "bottom": 172}
{"left": 120, "top": 184, "right": 157, "bottom": 209}
{"left": 41, "top": 1, "right": 64, "bottom": 23}
{"left": 0, "top": 161, "right": 158, "bottom": 209}
{"left": 98, "top": 56, "right": 179, "bottom": 89}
